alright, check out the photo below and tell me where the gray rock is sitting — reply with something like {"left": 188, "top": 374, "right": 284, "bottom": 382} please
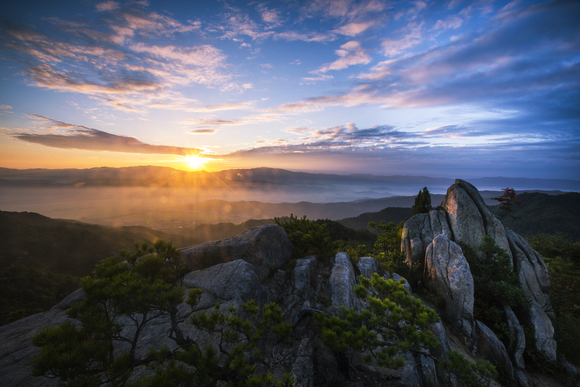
{"left": 506, "top": 229, "right": 551, "bottom": 310}
{"left": 401, "top": 210, "right": 452, "bottom": 266}
{"left": 476, "top": 320, "right": 515, "bottom": 381}
{"left": 419, "top": 354, "right": 438, "bottom": 386}
{"left": 453, "top": 180, "right": 513, "bottom": 260}
{"left": 330, "top": 253, "right": 356, "bottom": 309}
{"left": 292, "top": 338, "right": 314, "bottom": 387}
{"left": 515, "top": 370, "right": 529, "bottom": 387}
{"left": 504, "top": 306, "right": 526, "bottom": 369}
{"left": 294, "top": 256, "right": 317, "bottom": 299}
{"left": 313, "top": 344, "right": 341, "bottom": 385}
{"left": 357, "top": 257, "right": 380, "bottom": 279}
{"left": 384, "top": 271, "right": 412, "bottom": 294}
{"left": 182, "top": 259, "right": 269, "bottom": 312}
{"left": 440, "top": 182, "right": 487, "bottom": 255}
{"left": 522, "top": 300, "right": 557, "bottom": 362}
{"left": 51, "top": 288, "right": 84, "bottom": 310}
{"left": 400, "top": 353, "right": 422, "bottom": 387}
{"left": 0, "top": 309, "right": 67, "bottom": 386}
{"left": 424, "top": 234, "right": 475, "bottom": 339}
{"left": 180, "top": 224, "right": 293, "bottom": 281}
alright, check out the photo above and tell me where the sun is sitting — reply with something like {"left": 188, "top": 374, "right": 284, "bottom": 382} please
{"left": 183, "top": 155, "right": 207, "bottom": 171}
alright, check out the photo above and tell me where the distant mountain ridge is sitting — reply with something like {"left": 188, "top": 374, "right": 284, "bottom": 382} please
{"left": 1, "top": 166, "right": 578, "bottom": 192}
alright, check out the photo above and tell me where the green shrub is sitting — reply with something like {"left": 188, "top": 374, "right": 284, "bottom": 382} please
{"left": 275, "top": 214, "right": 333, "bottom": 259}
{"left": 459, "top": 237, "right": 529, "bottom": 342}
{"left": 316, "top": 273, "right": 496, "bottom": 387}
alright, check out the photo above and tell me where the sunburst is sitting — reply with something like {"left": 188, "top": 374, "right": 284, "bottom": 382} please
{"left": 183, "top": 155, "right": 207, "bottom": 171}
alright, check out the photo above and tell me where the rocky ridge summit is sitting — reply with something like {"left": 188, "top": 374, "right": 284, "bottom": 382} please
{"left": 0, "top": 180, "right": 574, "bottom": 386}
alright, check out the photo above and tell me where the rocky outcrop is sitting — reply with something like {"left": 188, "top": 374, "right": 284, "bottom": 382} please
{"left": 183, "top": 259, "right": 269, "bottom": 312}
{"left": 506, "top": 229, "right": 551, "bottom": 309}
{"left": 291, "top": 338, "right": 314, "bottom": 387}
{"left": 357, "top": 256, "right": 381, "bottom": 279}
{"left": 476, "top": 321, "right": 515, "bottom": 381}
{"left": 0, "top": 180, "right": 566, "bottom": 387}
{"left": 440, "top": 180, "right": 512, "bottom": 261}
{"left": 402, "top": 178, "right": 556, "bottom": 380}
{"left": 505, "top": 306, "right": 526, "bottom": 370}
{"left": 424, "top": 234, "right": 475, "bottom": 339}
{"left": 294, "top": 256, "right": 317, "bottom": 299}
{"left": 329, "top": 252, "right": 356, "bottom": 310}
{"left": 180, "top": 224, "right": 293, "bottom": 281}
{"left": 401, "top": 209, "right": 452, "bottom": 265}
{"left": 523, "top": 300, "right": 557, "bottom": 362}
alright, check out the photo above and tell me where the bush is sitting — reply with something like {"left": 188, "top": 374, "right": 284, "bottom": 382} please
{"left": 459, "top": 237, "right": 529, "bottom": 341}
{"left": 275, "top": 214, "right": 333, "bottom": 259}
{"left": 316, "top": 273, "right": 496, "bottom": 386}
{"left": 369, "top": 221, "right": 409, "bottom": 275}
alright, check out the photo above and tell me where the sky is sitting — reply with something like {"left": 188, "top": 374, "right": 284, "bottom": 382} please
{"left": 0, "top": 0, "right": 579, "bottom": 179}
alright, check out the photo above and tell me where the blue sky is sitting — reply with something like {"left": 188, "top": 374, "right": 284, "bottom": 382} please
{"left": 0, "top": 0, "right": 579, "bottom": 178}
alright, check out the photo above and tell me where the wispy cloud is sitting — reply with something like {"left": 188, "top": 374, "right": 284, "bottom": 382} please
{"left": 0, "top": 4, "right": 234, "bottom": 113}
{"left": 301, "top": 0, "right": 386, "bottom": 21}
{"left": 186, "top": 113, "right": 284, "bottom": 126}
{"left": 301, "top": 74, "right": 334, "bottom": 84}
{"left": 190, "top": 129, "right": 217, "bottom": 134}
{"left": 10, "top": 115, "right": 204, "bottom": 155}
{"left": 274, "top": 31, "right": 336, "bottom": 43}
{"left": 334, "top": 21, "right": 376, "bottom": 36}
{"left": 313, "top": 41, "right": 371, "bottom": 73}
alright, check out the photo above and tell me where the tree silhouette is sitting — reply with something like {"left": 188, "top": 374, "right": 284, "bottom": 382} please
{"left": 492, "top": 188, "right": 522, "bottom": 218}
{"left": 413, "top": 187, "right": 432, "bottom": 215}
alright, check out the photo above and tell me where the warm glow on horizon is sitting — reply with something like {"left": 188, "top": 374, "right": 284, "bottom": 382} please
{"left": 182, "top": 155, "right": 208, "bottom": 171}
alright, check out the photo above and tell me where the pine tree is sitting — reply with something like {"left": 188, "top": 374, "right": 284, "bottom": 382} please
{"left": 31, "top": 241, "right": 293, "bottom": 387}
{"left": 413, "top": 186, "right": 432, "bottom": 215}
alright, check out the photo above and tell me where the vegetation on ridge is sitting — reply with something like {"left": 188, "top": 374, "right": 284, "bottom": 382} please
{"left": 32, "top": 241, "right": 293, "bottom": 387}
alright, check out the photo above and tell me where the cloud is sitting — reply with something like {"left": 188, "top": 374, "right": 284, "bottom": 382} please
{"left": 216, "top": 10, "right": 274, "bottom": 41}
{"left": 301, "top": 0, "right": 386, "bottom": 21}
{"left": 274, "top": 31, "right": 336, "bottom": 43}
{"left": 11, "top": 115, "right": 203, "bottom": 155}
{"left": 0, "top": 104, "right": 13, "bottom": 111}
{"left": 95, "top": 1, "right": 120, "bottom": 12}
{"left": 301, "top": 74, "right": 334, "bottom": 84}
{"left": 334, "top": 21, "right": 376, "bottom": 36}
{"left": 433, "top": 15, "right": 463, "bottom": 30}
{"left": 257, "top": 4, "right": 282, "bottom": 27}
{"left": 190, "top": 129, "right": 217, "bottom": 134}
{"left": 0, "top": 5, "right": 234, "bottom": 113}
{"left": 313, "top": 41, "right": 371, "bottom": 73}
{"left": 186, "top": 113, "right": 284, "bottom": 126}
{"left": 233, "top": 123, "right": 422, "bottom": 154}
{"left": 381, "top": 21, "right": 423, "bottom": 57}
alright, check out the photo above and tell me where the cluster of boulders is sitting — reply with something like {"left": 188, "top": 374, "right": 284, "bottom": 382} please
{"left": 0, "top": 180, "right": 572, "bottom": 386}
{"left": 402, "top": 179, "right": 557, "bottom": 386}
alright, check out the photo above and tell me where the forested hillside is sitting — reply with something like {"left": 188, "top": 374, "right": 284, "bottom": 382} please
{"left": 490, "top": 192, "right": 580, "bottom": 239}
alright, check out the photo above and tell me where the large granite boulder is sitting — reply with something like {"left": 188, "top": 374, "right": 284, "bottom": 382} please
{"left": 0, "top": 309, "right": 66, "bottom": 387}
{"left": 182, "top": 259, "right": 269, "bottom": 312}
{"left": 505, "top": 305, "right": 526, "bottom": 370}
{"left": 506, "top": 229, "right": 551, "bottom": 309}
{"left": 401, "top": 209, "right": 452, "bottom": 265}
{"left": 440, "top": 180, "right": 512, "bottom": 261}
{"left": 357, "top": 256, "right": 381, "bottom": 279}
{"left": 329, "top": 252, "right": 356, "bottom": 310}
{"left": 476, "top": 320, "right": 515, "bottom": 382}
{"left": 293, "top": 256, "right": 317, "bottom": 299}
{"left": 424, "top": 234, "right": 475, "bottom": 339}
{"left": 180, "top": 224, "right": 293, "bottom": 281}
{"left": 522, "top": 300, "right": 557, "bottom": 362}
